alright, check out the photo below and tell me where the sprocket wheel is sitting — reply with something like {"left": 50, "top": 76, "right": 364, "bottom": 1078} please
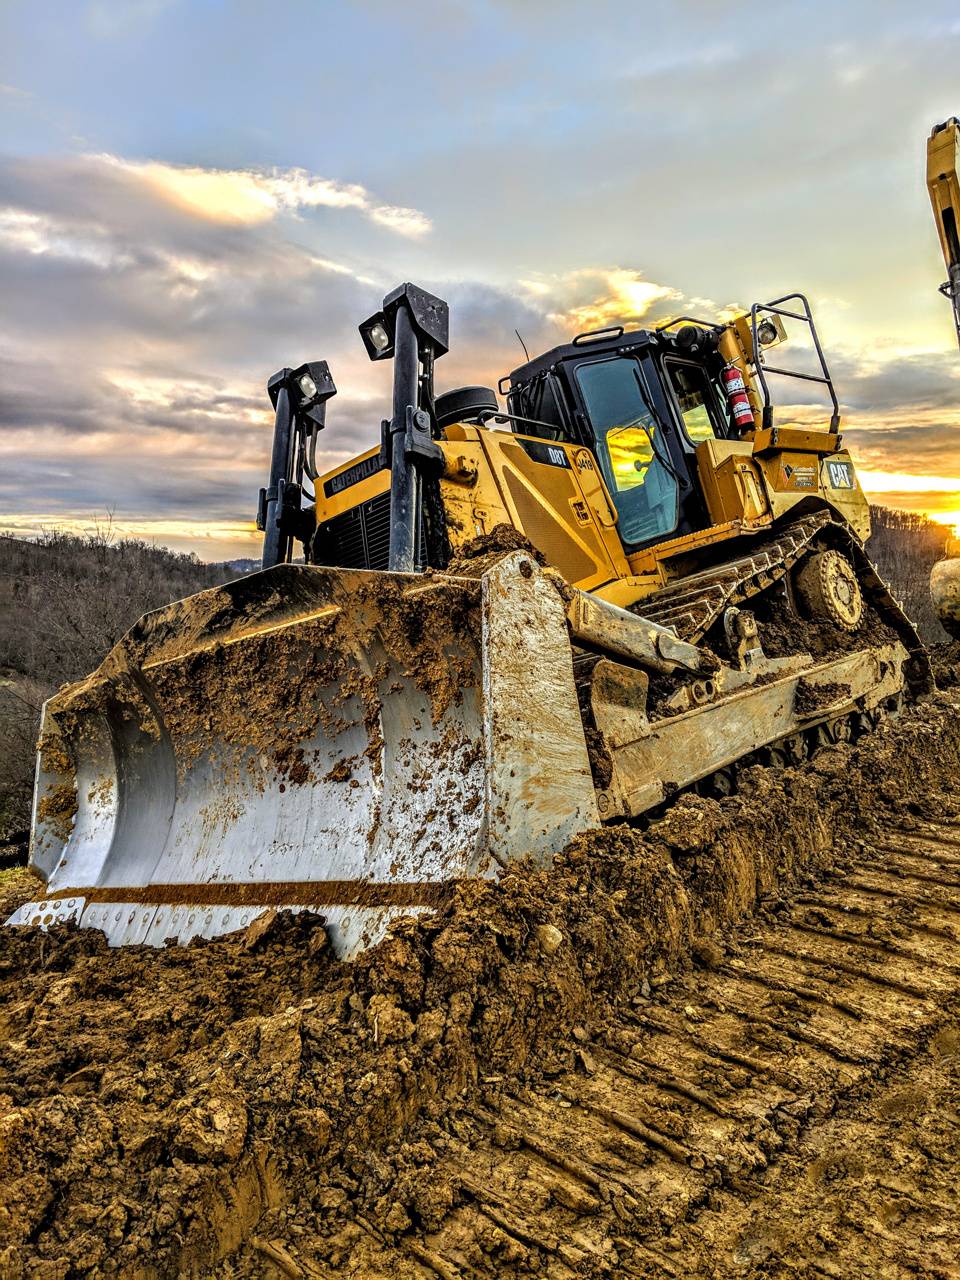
{"left": 794, "top": 548, "right": 864, "bottom": 631}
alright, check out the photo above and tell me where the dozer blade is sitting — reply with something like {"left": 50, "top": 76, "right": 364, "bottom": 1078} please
{"left": 9, "top": 551, "right": 600, "bottom": 956}
{"left": 8, "top": 548, "right": 916, "bottom": 958}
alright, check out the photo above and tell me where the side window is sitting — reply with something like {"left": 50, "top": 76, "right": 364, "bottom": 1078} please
{"left": 509, "top": 374, "right": 568, "bottom": 441}
{"left": 665, "top": 361, "right": 724, "bottom": 445}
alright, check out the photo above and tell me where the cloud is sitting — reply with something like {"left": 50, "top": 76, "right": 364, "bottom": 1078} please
{"left": 0, "top": 147, "right": 398, "bottom": 562}
{"left": 95, "top": 153, "right": 431, "bottom": 237}
{"left": 0, "top": 207, "right": 136, "bottom": 269}
{"left": 3, "top": 140, "right": 959, "bottom": 559}
{"left": 522, "top": 268, "right": 682, "bottom": 333}
{"left": 859, "top": 470, "right": 960, "bottom": 493}
{"left": 837, "top": 348, "right": 960, "bottom": 416}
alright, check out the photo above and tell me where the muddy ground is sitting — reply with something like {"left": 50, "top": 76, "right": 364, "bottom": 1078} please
{"left": 2, "top": 695, "right": 960, "bottom": 1278}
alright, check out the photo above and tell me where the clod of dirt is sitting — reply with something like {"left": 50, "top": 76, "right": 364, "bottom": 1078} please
{"left": 930, "top": 641, "right": 960, "bottom": 689}
{"left": 794, "top": 677, "right": 851, "bottom": 715}
{"left": 535, "top": 923, "right": 564, "bottom": 956}
{"left": 450, "top": 524, "right": 546, "bottom": 567}
{"left": 34, "top": 781, "right": 78, "bottom": 843}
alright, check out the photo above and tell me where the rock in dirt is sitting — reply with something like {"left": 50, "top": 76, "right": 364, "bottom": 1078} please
{"left": 535, "top": 923, "right": 563, "bottom": 955}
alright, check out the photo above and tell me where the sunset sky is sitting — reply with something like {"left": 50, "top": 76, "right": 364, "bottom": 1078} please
{"left": 1, "top": 1, "right": 959, "bottom": 560}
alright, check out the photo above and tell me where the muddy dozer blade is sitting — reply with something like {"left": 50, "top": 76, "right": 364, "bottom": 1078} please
{"left": 9, "top": 552, "right": 599, "bottom": 955}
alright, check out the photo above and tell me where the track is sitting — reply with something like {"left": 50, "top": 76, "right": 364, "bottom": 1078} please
{"left": 262, "top": 810, "right": 960, "bottom": 1279}
{"left": 636, "top": 512, "right": 932, "bottom": 696}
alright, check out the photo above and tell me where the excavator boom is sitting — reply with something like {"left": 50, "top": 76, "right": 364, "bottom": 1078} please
{"left": 927, "top": 117, "right": 960, "bottom": 635}
{"left": 928, "top": 117, "right": 960, "bottom": 349}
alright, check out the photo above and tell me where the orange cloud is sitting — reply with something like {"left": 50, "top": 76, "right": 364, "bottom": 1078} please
{"left": 522, "top": 268, "right": 681, "bottom": 333}
{"left": 95, "top": 153, "right": 432, "bottom": 237}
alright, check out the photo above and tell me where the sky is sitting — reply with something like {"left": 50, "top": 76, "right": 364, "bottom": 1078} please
{"left": 1, "top": 0, "right": 959, "bottom": 561}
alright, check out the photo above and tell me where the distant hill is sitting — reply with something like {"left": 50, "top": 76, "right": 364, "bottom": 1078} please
{"left": 219, "top": 557, "right": 260, "bottom": 574}
{"left": 0, "top": 532, "right": 235, "bottom": 684}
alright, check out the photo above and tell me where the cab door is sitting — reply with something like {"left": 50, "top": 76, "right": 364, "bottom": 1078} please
{"left": 660, "top": 357, "right": 742, "bottom": 532}
{"left": 573, "top": 356, "right": 684, "bottom": 549}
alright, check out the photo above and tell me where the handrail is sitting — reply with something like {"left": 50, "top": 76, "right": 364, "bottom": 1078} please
{"left": 750, "top": 293, "right": 840, "bottom": 434}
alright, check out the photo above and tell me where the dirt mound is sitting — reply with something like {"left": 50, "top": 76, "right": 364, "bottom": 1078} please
{"left": 445, "top": 524, "right": 547, "bottom": 581}
{"left": 930, "top": 640, "right": 960, "bottom": 689}
{"left": 2, "top": 696, "right": 960, "bottom": 1276}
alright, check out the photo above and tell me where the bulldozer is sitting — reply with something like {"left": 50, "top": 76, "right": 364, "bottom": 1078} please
{"left": 8, "top": 280, "right": 928, "bottom": 956}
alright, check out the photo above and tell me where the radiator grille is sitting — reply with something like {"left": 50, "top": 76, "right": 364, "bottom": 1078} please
{"left": 315, "top": 492, "right": 425, "bottom": 571}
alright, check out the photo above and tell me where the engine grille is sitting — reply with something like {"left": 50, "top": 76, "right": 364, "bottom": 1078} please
{"left": 314, "top": 492, "right": 425, "bottom": 571}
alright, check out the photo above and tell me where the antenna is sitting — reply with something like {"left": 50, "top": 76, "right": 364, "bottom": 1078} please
{"left": 515, "top": 329, "right": 530, "bottom": 361}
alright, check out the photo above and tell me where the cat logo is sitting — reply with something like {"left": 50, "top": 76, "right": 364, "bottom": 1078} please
{"left": 826, "top": 460, "right": 854, "bottom": 489}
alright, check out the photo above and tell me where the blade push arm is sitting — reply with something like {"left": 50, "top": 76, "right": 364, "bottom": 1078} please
{"left": 928, "top": 118, "right": 960, "bottom": 349}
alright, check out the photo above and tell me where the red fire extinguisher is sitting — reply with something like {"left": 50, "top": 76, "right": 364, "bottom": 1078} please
{"left": 721, "top": 363, "right": 755, "bottom": 431}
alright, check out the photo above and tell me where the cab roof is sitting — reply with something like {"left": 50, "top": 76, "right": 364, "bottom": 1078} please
{"left": 505, "top": 320, "right": 721, "bottom": 393}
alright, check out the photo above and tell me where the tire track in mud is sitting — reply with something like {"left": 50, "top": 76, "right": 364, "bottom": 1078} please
{"left": 5, "top": 700, "right": 960, "bottom": 1280}
{"left": 313, "top": 814, "right": 960, "bottom": 1280}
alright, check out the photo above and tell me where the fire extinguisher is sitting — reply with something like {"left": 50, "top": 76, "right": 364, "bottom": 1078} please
{"left": 721, "top": 363, "right": 755, "bottom": 432}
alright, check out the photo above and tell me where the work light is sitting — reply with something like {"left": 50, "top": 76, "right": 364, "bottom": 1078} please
{"left": 267, "top": 361, "right": 336, "bottom": 429}
{"left": 359, "top": 282, "right": 450, "bottom": 363}
{"left": 368, "top": 323, "right": 390, "bottom": 353}
{"left": 359, "top": 311, "right": 394, "bottom": 361}
{"left": 757, "top": 319, "right": 780, "bottom": 346}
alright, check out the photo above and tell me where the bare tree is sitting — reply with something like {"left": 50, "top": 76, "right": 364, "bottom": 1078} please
{"left": 865, "top": 506, "right": 950, "bottom": 644}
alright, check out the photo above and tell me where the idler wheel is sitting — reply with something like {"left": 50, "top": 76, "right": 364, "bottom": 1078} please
{"left": 795, "top": 549, "right": 863, "bottom": 631}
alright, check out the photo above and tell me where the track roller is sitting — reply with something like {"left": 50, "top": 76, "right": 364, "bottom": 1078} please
{"left": 794, "top": 549, "right": 864, "bottom": 631}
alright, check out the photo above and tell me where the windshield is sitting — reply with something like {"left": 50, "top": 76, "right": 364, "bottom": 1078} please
{"left": 575, "top": 357, "right": 679, "bottom": 546}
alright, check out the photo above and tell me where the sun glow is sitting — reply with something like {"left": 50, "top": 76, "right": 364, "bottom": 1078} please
{"left": 0, "top": 514, "right": 261, "bottom": 561}
{"left": 858, "top": 470, "right": 960, "bottom": 494}
{"left": 928, "top": 509, "right": 960, "bottom": 535}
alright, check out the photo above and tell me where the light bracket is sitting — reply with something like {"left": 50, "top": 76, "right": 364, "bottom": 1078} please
{"left": 359, "top": 282, "right": 449, "bottom": 362}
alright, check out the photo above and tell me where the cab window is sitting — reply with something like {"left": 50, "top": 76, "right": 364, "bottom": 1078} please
{"left": 508, "top": 372, "right": 569, "bottom": 441}
{"left": 665, "top": 360, "right": 725, "bottom": 445}
{"left": 575, "top": 357, "right": 679, "bottom": 546}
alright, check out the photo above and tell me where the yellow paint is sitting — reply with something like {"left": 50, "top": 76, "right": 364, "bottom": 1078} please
{"left": 927, "top": 118, "right": 960, "bottom": 273}
{"left": 311, "top": 303, "right": 876, "bottom": 605}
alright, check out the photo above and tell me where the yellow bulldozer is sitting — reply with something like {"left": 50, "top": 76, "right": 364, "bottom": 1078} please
{"left": 9, "top": 273, "right": 928, "bottom": 955}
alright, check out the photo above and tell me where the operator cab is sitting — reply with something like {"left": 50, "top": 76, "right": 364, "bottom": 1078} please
{"left": 503, "top": 323, "right": 736, "bottom": 550}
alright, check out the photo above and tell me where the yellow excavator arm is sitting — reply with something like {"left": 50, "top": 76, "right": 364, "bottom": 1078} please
{"left": 928, "top": 117, "right": 960, "bottom": 349}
